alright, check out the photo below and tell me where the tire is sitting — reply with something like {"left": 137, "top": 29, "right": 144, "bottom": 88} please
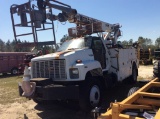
{"left": 130, "top": 64, "right": 137, "bottom": 84}
{"left": 79, "top": 77, "right": 102, "bottom": 111}
{"left": 127, "top": 87, "right": 139, "bottom": 97}
{"left": 153, "top": 60, "right": 160, "bottom": 78}
{"left": 11, "top": 68, "right": 18, "bottom": 75}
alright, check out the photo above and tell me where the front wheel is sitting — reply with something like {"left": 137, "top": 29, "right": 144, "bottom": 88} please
{"left": 79, "top": 77, "right": 102, "bottom": 111}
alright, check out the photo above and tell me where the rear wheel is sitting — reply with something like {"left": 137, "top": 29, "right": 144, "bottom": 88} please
{"left": 79, "top": 77, "right": 102, "bottom": 111}
{"left": 11, "top": 68, "right": 18, "bottom": 75}
{"left": 127, "top": 87, "right": 140, "bottom": 97}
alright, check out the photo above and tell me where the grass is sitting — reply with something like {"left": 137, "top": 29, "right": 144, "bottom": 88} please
{"left": 0, "top": 70, "right": 152, "bottom": 105}
{"left": 0, "top": 75, "right": 28, "bottom": 105}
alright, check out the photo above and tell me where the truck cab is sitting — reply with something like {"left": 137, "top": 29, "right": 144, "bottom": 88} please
{"left": 31, "top": 36, "right": 107, "bottom": 82}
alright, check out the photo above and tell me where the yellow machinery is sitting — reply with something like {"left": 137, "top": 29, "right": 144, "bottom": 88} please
{"left": 97, "top": 77, "right": 160, "bottom": 119}
{"left": 139, "top": 48, "right": 152, "bottom": 65}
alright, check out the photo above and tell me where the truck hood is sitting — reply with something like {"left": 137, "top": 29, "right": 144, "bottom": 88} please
{"left": 31, "top": 49, "right": 94, "bottom": 61}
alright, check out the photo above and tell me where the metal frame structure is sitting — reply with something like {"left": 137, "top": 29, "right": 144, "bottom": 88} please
{"left": 10, "top": 0, "right": 121, "bottom": 48}
{"left": 10, "top": 0, "right": 56, "bottom": 48}
{"left": 98, "top": 77, "right": 160, "bottom": 119}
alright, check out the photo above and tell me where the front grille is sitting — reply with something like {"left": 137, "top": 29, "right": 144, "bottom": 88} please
{"left": 32, "top": 59, "right": 66, "bottom": 80}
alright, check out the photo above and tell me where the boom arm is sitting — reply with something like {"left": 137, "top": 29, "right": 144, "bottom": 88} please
{"left": 10, "top": 0, "right": 121, "bottom": 45}
{"left": 41, "top": 0, "right": 121, "bottom": 44}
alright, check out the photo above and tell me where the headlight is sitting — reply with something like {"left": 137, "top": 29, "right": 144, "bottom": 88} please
{"left": 69, "top": 68, "right": 79, "bottom": 79}
{"left": 72, "top": 69, "right": 79, "bottom": 74}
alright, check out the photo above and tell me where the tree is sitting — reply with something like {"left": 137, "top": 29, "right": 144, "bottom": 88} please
{"left": 5, "top": 40, "right": 12, "bottom": 52}
{"left": 121, "top": 40, "right": 128, "bottom": 46}
{"left": 11, "top": 39, "right": 17, "bottom": 52}
{"left": 128, "top": 39, "right": 133, "bottom": 45}
{"left": 145, "top": 38, "right": 152, "bottom": 46}
{"left": 155, "top": 37, "right": 160, "bottom": 48}
{"left": 0, "top": 39, "right": 5, "bottom": 52}
{"left": 21, "top": 40, "right": 31, "bottom": 52}
{"left": 138, "top": 36, "right": 145, "bottom": 47}
{"left": 138, "top": 37, "right": 152, "bottom": 49}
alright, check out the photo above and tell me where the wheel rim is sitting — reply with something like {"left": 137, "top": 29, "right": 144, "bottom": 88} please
{"left": 12, "top": 69, "right": 18, "bottom": 74}
{"left": 89, "top": 85, "right": 100, "bottom": 107}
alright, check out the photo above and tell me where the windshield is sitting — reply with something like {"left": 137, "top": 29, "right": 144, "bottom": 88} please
{"left": 57, "top": 38, "right": 88, "bottom": 52}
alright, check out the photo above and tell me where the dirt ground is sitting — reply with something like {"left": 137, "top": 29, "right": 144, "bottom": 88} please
{"left": 0, "top": 65, "right": 154, "bottom": 119}
{"left": 138, "top": 65, "right": 153, "bottom": 80}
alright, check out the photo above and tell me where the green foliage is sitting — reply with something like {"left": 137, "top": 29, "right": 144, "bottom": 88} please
{"left": 0, "top": 35, "right": 160, "bottom": 53}
{"left": 155, "top": 37, "right": 160, "bottom": 48}
{"left": 0, "top": 39, "right": 34, "bottom": 52}
{"left": 128, "top": 39, "right": 133, "bottom": 45}
{"left": 0, "top": 39, "right": 5, "bottom": 52}
{"left": 121, "top": 36, "right": 156, "bottom": 50}
{"left": 121, "top": 40, "right": 129, "bottom": 45}
{"left": 138, "top": 36, "right": 152, "bottom": 49}
{"left": 121, "top": 36, "right": 159, "bottom": 58}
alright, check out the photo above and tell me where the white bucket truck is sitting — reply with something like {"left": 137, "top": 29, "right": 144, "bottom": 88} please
{"left": 11, "top": 0, "right": 139, "bottom": 111}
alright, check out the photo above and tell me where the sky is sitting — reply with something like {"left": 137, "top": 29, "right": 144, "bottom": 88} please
{"left": 0, "top": 0, "right": 160, "bottom": 44}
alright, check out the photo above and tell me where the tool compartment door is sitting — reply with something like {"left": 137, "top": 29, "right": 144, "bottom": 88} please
{"left": 118, "top": 49, "right": 132, "bottom": 80}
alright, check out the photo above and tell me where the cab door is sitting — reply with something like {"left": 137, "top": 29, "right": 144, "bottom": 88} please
{"left": 91, "top": 37, "right": 106, "bottom": 69}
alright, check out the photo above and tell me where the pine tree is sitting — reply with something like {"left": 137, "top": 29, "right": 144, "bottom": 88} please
{"left": 0, "top": 39, "right": 5, "bottom": 52}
